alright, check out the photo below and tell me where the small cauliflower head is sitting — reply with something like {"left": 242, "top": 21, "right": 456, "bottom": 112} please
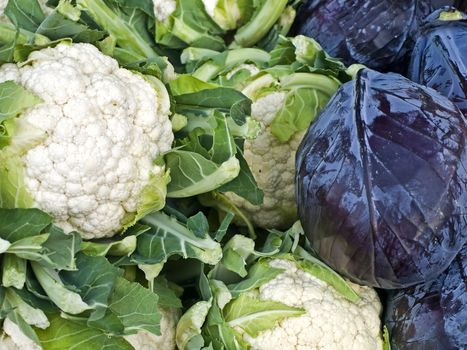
{"left": 1, "top": 318, "right": 41, "bottom": 350}
{"left": 124, "top": 307, "right": 180, "bottom": 350}
{"left": 225, "top": 72, "right": 339, "bottom": 230}
{"left": 238, "top": 259, "right": 383, "bottom": 350}
{"left": 0, "top": 43, "right": 173, "bottom": 239}
{"left": 226, "top": 91, "right": 304, "bottom": 229}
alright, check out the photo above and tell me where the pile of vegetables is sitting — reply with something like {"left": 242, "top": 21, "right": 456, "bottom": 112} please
{"left": 0, "top": 0, "right": 465, "bottom": 349}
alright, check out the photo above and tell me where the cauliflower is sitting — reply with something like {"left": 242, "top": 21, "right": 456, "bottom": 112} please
{"left": 124, "top": 307, "right": 180, "bottom": 350}
{"left": 227, "top": 91, "right": 304, "bottom": 229}
{"left": 237, "top": 259, "right": 383, "bottom": 350}
{"left": 0, "top": 43, "right": 173, "bottom": 239}
{"left": 152, "top": 0, "right": 176, "bottom": 21}
{"left": 0, "top": 319, "right": 41, "bottom": 350}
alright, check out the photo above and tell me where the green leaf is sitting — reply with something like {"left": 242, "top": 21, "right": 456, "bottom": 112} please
{"left": 223, "top": 294, "right": 304, "bottom": 337}
{"left": 383, "top": 325, "right": 391, "bottom": 350}
{"left": 220, "top": 235, "right": 255, "bottom": 278}
{"left": 81, "top": 235, "right": 137, "bottom": 257}
{"left": 134, "top": 211, "right": 222, "bottom": 266}
{"left": 108, "top": 277, "right": 161, "bottom": 336}
{"left": 31, "top": 262, "right": 91, "bottom": 315}
{"left": 7, "top": 310, "right": 42, "bottom": 345}
{"left": 227, "top": 259, "right": 284, "bottom": 297}
{"left": 157, "top": 0, "right": 225, "bottom": 51}
{"left": 187, "top": 212, "right": 210, "bottom": 239}
{"left": 40, "top": 227, "right": 81, "bottom": 270}
{"left": 36, "top": 11, "right": 106, "bottom": 43}
{"left": 122, "top": 170, "right": 169, "bottom": 230}
{"left": 176, "top": 299, "right": 212, "bottom": 350}
{"left": 77, "top": 0, "right": 159, "bottom": 59}
{"left": 294, "top": 252, "right": 360, "bottom": 303}
{"left": 151, "top": 276, "right": 183, "bottom": 309}
{"left": 0, "top": 208, "right": 51, "bottom": 242}
{"left": 219, "top": 141, "right": 263, "bottom": 205}
{"left": 0, "top": 81, "right": 42, "bottom": 124}
{"left": 169, "top": 74, "right": 218, "bottom": 96}
{"left": 270, "top": 73, "right": 340, "bottom": 142}
{"left": 2, "top": 254, "right": 26, "bottom": 289}
{"left": 5, "top": 0, "right": 46, "bottom": 32}
{"left": 35, "top": 314, "right": 134, "bottom": 350}
{"left": 4, "top": 288, "right": 49, "bottom": 329}
{"left": 60, "top": 254, "right": 119, "bottom": 322}
{"left": 166, "top": 150, "right": 240, "bottom": 198}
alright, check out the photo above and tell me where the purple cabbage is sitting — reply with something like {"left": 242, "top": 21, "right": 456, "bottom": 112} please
{"left": 384, "top": 245, "right": 466, "bottom": 349}
{"left": 295, "top": 68, "right": 467, "bottom": 289}
{"left": 408, "top": 8, "right": 467, "bottom": 115}
{"left": 291, "top": 0, "right": 459, "bottom": 71}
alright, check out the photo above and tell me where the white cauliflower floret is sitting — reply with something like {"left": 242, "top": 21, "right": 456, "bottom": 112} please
{"left": 0, "top": 43, "right": 173, "bottom": 239}
{"left": 238, "top": 259, "right": 383, "bottom": 350}
{"left": 124, "top": 307, "right": 180, "bottom": 350}
{"left": 1, "top": 319, "right": 41, "bottom": 350}
{"left": 152, "top": 0, "right": 176, "bottom": 21}
{"left": 227, "top": 92, "right": 303, "bottom": 229}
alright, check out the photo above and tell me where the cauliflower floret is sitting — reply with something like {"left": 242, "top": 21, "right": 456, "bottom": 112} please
{"left": 153, "top": 0, "right": 176, "bottom": 21}
{"left": 238, "top": 259, "right": 383, "bottom": 350}
{"left": 1, "top": 319, "right": 41, "bottom": 350}
{"left": 0, "top": 43, "right": 173, "bottom": 239}
{"left": 124, "top": 307, "right": 180, "bottom": 350}
{"left": 226, "top": 92, "right": 303, "bottom": 229}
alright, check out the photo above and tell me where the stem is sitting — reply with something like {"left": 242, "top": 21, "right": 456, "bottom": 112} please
{"left": 77, "top": 0, "right": 157, "bottom": 58}
{"left": 233, "top": 0, "right": 288, "bottom": 47}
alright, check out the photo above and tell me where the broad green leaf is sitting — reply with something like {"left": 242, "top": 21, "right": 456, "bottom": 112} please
{"left": 219, "top": 141, "right": 263, "bottom": 205}
{"left": 157, "top": 0, "right": 225, "bottom": 51}
{"left": 7, "top": 310, "right": 41, "bottom": 345}
{"left": 166, "top": 151, "right": 240, "bottom": 198}
{"left": 5, "top": 0, "right": 46, "bottom": 32}
{"left": 108, "top": 277, "right": 161, "bottom": 335}
{"left": 133, "top": 211, "right": 222, "bottom": 265}
{"left": 5, "top": 289, "right": 49, "bottom": 328}
{"left": 227, "top": 259, "right": 284, "bottom": 297}
{"left": 294, "top": 251, "right": 360, "bottom": 302}
{"left": 76, "top": 0, "right": 159, "bottom": 59}
{"left": 40, "top": 227, "right": 81, "bottom": 270}
{"left": 173, "top": 88, "right": 250, "bottom": 115}
{"left": 169, "top": 74, "right": 218, "bottom": 96}
{"left": 223, "top": 294, "right": 304, "bottom": 337}
{"left": 31, "top": 262, "right": 91, "bottom": 315}
{"left": 0, "top": 208, "right": 51, "bottom": 242}
{"left": 187, "top": 212, "right": 210, "bottom": 239}
{"left": 220, "top": 235, "right": 255, "bottom": 278}
{"left": 152, "top": 276, "right": 183, "bottom": 309}
{"left": 122, "top": 170, "right": 169, "bottom": 230}
{"left": 35, "top": 314, "right": 134, "bottom": 350}
{"left": 0, "top": 81, "right": 42, "bottom": 123}
{"left": 176, "top": 299, "right": 212, "bottom": 350}
{"left": 270, "top": 73, "right": 340, "bottom": 142}
{"left": 36, "top": 11, "right": 106, "bottom": 43}
{"left": 60, "top": 254, "right": 119, "bottom": 322}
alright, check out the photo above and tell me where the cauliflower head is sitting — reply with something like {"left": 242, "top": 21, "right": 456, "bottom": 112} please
{"left": 0, "top": 318, "right": 41, "bottom": 350}
{"left": 0, "top": 43, "right": 173, "bottom": 239}
{"left": 226, "top": 91, "right": 304, "bottom": 229}
{"left": 124, "top": 307, "right": 180, "bottom": 350}
{"left": 237, "top": 259, "right": 383, "bottom": 350}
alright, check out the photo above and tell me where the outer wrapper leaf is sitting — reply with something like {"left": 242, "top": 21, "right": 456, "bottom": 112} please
{"left": 296, "top": 68, "right": 467, "bottom": 288}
